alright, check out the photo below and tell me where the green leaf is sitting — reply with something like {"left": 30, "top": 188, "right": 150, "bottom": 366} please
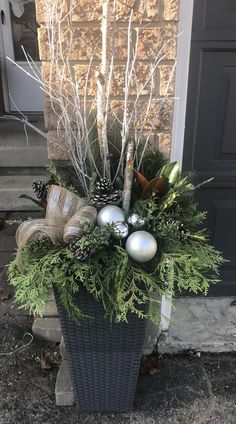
{"left": 158, "top": 161, "right": 180, "bottom": 185}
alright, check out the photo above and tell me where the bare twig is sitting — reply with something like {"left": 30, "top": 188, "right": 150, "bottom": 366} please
{"left": 122, "top": 139, "right": 134, "bottom": 215}
{"left": 5, "top": 0, "right": 178, "bottom": 198}
{"left": 0, "top": 333, "right": 33, "bottom": 357}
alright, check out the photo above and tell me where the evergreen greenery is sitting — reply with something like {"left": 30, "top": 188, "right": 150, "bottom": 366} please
{"left": 47, "top": 161, "right": 85, "bottom": 196}
{"left": 8, "top": 152, "right": 226, "bottom": 324}
{"left": 138, "top": 148, "right": 166, "bottom": 182}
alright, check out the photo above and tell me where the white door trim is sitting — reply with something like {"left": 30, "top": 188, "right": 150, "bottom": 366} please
{"left": 0, "top": 3, "right": 10, "bottom": 112}
{"left": 160, "top": 0, "right": 195, "bottom": 333}
{"left": 171, "top": 0, "right": 195, "bottom": 168}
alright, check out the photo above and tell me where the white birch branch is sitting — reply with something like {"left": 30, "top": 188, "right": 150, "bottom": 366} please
{"left": 97, "top": 1, "right": 111, "bottom": 179}
{"left": 122, "top": 139, "right": 134, "bottom": 215}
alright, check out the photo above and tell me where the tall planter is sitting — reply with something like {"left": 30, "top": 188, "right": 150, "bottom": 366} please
{"left": 54, "top": 286, "right": 147, "bottom": 413}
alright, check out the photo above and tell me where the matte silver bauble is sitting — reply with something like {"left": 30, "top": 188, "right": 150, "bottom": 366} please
{"left": 112, "top": 221, "right": 129, "bottom": 239}
{"left": 97, "top": 205, "right": 125, "bottom": 226}
{"left": 127, "top": 213, "right": 145, "bottom": 229}
{"left": 126, "top": 230, "right": 157, "bottom": 263}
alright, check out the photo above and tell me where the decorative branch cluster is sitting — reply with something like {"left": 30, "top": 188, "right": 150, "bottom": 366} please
{"left": 5, "top": 0, "right": 177, "bottom": 211}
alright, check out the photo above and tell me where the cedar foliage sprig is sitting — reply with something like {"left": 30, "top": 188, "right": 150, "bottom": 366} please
{"left": 8, "top": 243, "right": 164, "bottom": 324}
{"left": 47, "top": 161, "right": 84, "bottom": 196}
{"left": 8, "top": 236, "right": 224, "bottom": 323}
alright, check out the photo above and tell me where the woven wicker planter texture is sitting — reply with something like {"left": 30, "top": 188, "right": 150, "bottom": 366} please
{"left": 54, "top": 286, "right": 147, "bottom": 413}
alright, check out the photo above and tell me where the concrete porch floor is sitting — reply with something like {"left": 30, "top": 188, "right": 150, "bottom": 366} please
{"left": 0, "top": 115, "right": 48, "bottom": 211}
{"left": 0, "top": 115, "right": 45, "bottom": 144}
{"left": 0, "top": 308, "right": 235, "bottom": 424}
{"left": 158, "top": 297, "right": 236, "bottom": 354}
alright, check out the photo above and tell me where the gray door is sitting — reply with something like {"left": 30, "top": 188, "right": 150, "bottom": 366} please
{"left": 0, "top": 0, "right": 43, "bottom": 111}
{"left": 183, "top": 0, "right": 236, "bottom": 296}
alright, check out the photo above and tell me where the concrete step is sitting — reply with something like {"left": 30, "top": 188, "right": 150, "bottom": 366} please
{"left": 0, "top": 175, "right": 48, "bottom": 211}
{"left": 0, "top": 213, "right": 44, "bottom": 268}
{"left": 0, "top": 251, "right": 16, "bottom": 268}
{"left": 55, "top": 361, "right": 75, "bottom": 406}
{"left": 158, "top": 297, "right": 236, "bottom": 354}
{"left": 32, "top": 318, "right": 62, "bottom": 343}
{"left": 0, "top": 146, "right": 48, "bottom": 168}
{"left": 60, "top": 337, "right": 66, "bottom": 360}
{"left": 42, "top": 295, "right": 58, "bottom": 318}
{"left": 0, "top": 115, "right": 46, "bottom": 148}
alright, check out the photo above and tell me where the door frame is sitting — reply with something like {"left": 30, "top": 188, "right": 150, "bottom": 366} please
{"left": 0, "top": 3, "right": 10, "bottom": 112}
{"left": 160, "top": 0, "right": 194, "bottom": 332}
{"left": 171, "top": 0, "right": 195, "bottom": 168}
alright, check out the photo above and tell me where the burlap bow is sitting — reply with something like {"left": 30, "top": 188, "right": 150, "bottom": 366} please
{"left": 16, "top": 185, "right": 97, "bottom": 254}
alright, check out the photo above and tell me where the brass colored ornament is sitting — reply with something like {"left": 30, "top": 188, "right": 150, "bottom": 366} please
{"left": 112, "top": 221, "right": 129, "bottom": 239}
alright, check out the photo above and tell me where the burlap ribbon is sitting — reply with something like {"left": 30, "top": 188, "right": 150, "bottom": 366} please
{"left": 16, "top": 185, "right": 97, "bottom": 251}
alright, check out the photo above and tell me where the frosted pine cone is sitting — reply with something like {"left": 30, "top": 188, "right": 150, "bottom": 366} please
{"left": 90, "top": 178, "right": 122, "bottom": 207}
{"left": 69, "top": 239, "right": 95, "bottom": 261}
{"left": 93, "top": 178, "right": 113, "bottom": 193}
{"left": 32, "top": 180, "right": 48, "bottom": 200}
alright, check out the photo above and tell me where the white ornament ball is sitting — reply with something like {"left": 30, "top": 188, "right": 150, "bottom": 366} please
{"left": 112, "top": 221, "right": 129, "bottom": 239}
{"left": 97, "top": 205, "right": 125, "bottom": 226}
{"left": 126, "top": 230, "right": 157, "bottom": 263}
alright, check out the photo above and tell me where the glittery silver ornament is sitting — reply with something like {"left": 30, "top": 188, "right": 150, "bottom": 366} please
{"left": 97, "top": 205, "right": 125, "bottom": 226}
{"left": 127, "top": 213, "right": 145, "bottom": 229}
{"left": 112, "top": 221, "right": 129, "bottom": 239}
{"left": 126, "top": 230, "right": 157, "bottom": 263}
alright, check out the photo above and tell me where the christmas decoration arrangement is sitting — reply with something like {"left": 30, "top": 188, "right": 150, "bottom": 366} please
{"left": 8, "top": 151, "right": 225, "bottom": 324}
{"left": 5, "top": 1, "right": 227, "bottom": 414}
{"left": 6, "top": 1, "right": 225, "bottom": 326}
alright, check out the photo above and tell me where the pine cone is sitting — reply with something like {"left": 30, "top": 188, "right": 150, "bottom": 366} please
{"left": 92, "top": 190, "right": 122, "bottom": 207}
{"left": 69, "top": 239, "right": 95, "bottom": 261}
{"left": 32, "top": 180, "right": 48, "bottom": 200}
{"left": 93, "top": 178, "right": 113, "bottom": 194}
{"left": 90, "top": 178, "right": 122, "bottom": 207}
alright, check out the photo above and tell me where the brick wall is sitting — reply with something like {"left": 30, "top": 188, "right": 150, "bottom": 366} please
{"left": 35, "top": 0, "right": 179, "bottom": 160}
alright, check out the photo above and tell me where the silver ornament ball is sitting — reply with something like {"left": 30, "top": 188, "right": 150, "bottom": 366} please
{"left": 127, "top": 213, "right": 145, "bottom": 229}
{"left": 126, "top": 230, "right": 157, "bottom": 263}
{"left": 97, "top": 205, "right": 125, "bottom": 226}
{"left": 112, "top": 221, "right": 129, "bottom": 239}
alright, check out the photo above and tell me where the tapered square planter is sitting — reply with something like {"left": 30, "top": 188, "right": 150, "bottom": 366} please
{"left": 54, "top": 286, "right": 147, "bottom": 413}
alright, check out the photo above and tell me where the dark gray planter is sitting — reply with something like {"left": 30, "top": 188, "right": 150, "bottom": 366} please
{"left": 54, "top": 286, "right": 147, "bottom": 413}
